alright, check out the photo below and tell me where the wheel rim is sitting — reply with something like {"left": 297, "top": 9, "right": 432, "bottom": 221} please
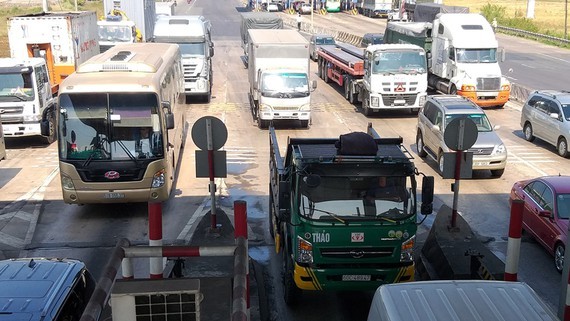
{"left": 555, "top": 245, "right": 565, "bottom": 272}
{"left": 417, "top": 135, "right": 423, "bottom": 153}
{"left": 524, "top": 125, "right": 532, "bottom": 140}
{"left": 559, "top": 139, "right": 567, "bottom": 156}
{"left": 438, "top": 154, "right": 444, "bottom": 173}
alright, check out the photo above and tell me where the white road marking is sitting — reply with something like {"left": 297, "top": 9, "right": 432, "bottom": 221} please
{"left": 537, "top": 52, "right": 570, "bottom": 64}
{"left": 521, "top": 63, "right": 535, "bottom": 69}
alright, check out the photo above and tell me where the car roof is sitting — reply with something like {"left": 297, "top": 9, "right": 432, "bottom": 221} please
{"left": 532, "top": 90, "right": 570, "bottom": 103}
{"left": 537, "top": 175, "right": 570, "bottom": 193}
{"left": 429, "top": 95, "right": 483, "bottom": 114}
{"left": 0, "top": 258, "right": 86, "bottom": 317}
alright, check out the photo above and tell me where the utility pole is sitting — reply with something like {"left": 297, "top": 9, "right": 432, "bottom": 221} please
{"left": 565, "top": 0, "right": 568, "bottom": 39}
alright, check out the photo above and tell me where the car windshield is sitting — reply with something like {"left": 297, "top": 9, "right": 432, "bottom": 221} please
{"left": 316, "top": 37, "right": 335, "bottom": 45}
{"left": 298, "top": 175, "right": 414, "bottom": 223}
{"left": 445, "top": 113, "right": 493, "bottom": 132}
{"left": 455, "top": 48, "right": 497, "bottom": 63}
{"left": 557, "top": 193, "right": 570, "bottom": 219}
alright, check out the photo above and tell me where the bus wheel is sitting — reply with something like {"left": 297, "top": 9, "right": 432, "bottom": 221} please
{"left": 43, "top": 111, "right": 56, "bottom": 144}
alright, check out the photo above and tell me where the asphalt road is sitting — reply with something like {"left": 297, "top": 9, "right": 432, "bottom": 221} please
{"left": 0, "top": 0, "right": 569, "bottom": 320}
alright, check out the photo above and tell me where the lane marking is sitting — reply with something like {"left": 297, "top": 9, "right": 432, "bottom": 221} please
{"left": 537, "top": 52, "right": 570, "bottom": 65}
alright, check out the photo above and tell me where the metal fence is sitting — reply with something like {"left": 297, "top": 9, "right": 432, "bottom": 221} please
{"left": 497, "top": 25, "right": 570, "bottom": 46}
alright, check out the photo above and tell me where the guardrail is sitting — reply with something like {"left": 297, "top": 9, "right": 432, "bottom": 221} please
{"left": 497, "top": 25, "right": 570, "bottom": 46}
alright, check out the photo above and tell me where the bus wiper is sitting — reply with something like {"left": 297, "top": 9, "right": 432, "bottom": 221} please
{"left": 83, "top": 146, "right": 107, "bottom": 167}
{"left": 303, "top": 207, "right": 346, "bottom": 225}
{"left": 115, "top": 140, "right": 139, "bottom": 166}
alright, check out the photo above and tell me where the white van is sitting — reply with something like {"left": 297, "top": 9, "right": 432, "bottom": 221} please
{"left": 367, "top": 280, "right": 559, "bottom": 321}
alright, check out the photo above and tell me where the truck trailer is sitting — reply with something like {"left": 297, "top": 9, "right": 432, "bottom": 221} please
{"left": 384, "top": 14, "right": 510, "bottom": 108}
{"left": 4, "top": 11, "right": 100, "bottom": 143}
{"left": 317, "top": 42, "right": 428, "bottom": 115}
{"left": 269, "top": 124, "right": 435, "bottom": 304}
{"left": 360, "top": 0, "right": 392, "bottom": 18}
{"left": 240, "top": 12, "right": 283, "bottom": 60}
{"left": 248, "top": 29, "right": 315, "bottom": 129}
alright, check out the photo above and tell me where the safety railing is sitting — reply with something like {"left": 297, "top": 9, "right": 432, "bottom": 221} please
{"left": 497, "top": 25, "right": 570, "bottom": 46}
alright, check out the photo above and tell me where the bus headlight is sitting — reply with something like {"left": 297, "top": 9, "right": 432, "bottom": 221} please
{"left": 152, "top": 169, "right": 166, "bottom": 188}
{"left": 400, "top": 235, "right": 415, "bottom": 262}
{"left": 297, "top": 236, "right": 313, "bottom": 264}
{"left": 61, "top": 174, "right": 75, "bottom": 190}
{"left": 371, "top": 96, "right": 379, "bottom": 107}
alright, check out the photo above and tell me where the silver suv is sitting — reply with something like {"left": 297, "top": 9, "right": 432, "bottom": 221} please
{"left": 520, "top": 90, "right": 570, "bottom": 157}
{"left": 416, "top": 95, "right": 507, "bottom": 177}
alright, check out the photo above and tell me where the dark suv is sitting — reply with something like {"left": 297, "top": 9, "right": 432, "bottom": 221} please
{"left": 520, "top": 90, "right": 570, "bottom": 157}
{"left": 416, "top": 95, "right": 507, "bottom": 177}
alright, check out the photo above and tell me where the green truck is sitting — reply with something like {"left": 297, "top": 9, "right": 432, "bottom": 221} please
{"left": 269, "top": 124, "right": 434, "bottom": 304}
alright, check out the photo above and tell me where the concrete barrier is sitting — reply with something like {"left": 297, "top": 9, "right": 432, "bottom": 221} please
{"left": 510, "top": 82, "right": 533, "bottom": 103}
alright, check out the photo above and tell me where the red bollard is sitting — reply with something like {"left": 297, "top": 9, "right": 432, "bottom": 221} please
{"left": 505, "top": 199, "right": 524, "bottom": 281}
{"left": 148, "top": 201, "right": 163, "bottom": 279}
{"left": 234, "top": 200, "right": 249, "bottom": 320}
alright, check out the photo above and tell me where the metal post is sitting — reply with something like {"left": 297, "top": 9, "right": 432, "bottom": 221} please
{"left": 450, "top": 118, "right": 466, "bottom": 229}
{"left": 206, "top": 118, "right": 217, "bottom": 229}
{"left": 233, "top": 201, "right": 249, "bottom": 321}
{"left": 311, "top": 0, "right": 314, "bottom": 32}
{"left": 148, "top": 202, "right": 163, "bottom": 279}
{"left": 505, "top": 200, "right": 524, "bottom": 281}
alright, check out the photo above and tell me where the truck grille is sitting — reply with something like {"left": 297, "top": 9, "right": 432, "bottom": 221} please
{"left": 320, "top": 247, "right": 394, "bottom": 259}
{"left": 382, "top": 94, "right": 417, "bottom": 106}
{"left": 272, "top": 106, "right": 298, "bottom": 111}
{"left": 183, "top": 64, "right": 199, "bottom": 77}
{"left": 476, "top": 77, "right": 501, "bottom": 91}
{"left": 0, "top": 106, "right": 24, "bottom": 123}
{"left": 467, "top": 147, "right": 494, "bottom": 155}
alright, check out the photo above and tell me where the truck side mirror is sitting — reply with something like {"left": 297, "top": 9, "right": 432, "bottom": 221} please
{"left": 278, "top": 181, "right": 291, "bottom": 221}
{"left": 165, "top": 113, "right": 175, "bottom": 130}
{"left": 420, "top": 176, "right": 434, "bottom": 215}
{"left": 210, "top": 46, "right": 214, "bottom": 57}
{"left": 311, "top": 80, "right": 317, "bottom": 90}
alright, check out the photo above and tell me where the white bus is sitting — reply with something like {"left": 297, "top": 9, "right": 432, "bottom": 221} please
{"left": 57, "top": 43, "right": 185, "bottom": 204}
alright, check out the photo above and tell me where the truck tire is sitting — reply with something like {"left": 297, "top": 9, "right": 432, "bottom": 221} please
{"left": 343, "top": 77, "right": 351, "bottom": 100}
{"left": 362, "top": 90, "right": 372, "bottom": 116}
{"left": 42, "top": 110, "right": 56, "bottom": 144}
{"left": 317, "top": 60, "right": 323, "bottom": 79}
{"left": 348, "top": 85, "right": 357, "bottom": 104}
{"left": 323, "top": 64, "right": 330, "bottom": 83}
{"left": 283, "top": 250, "right": 300, "bottom": 305}
{"left": 300, "top": 120, "right": 310, "bottom": 128}
{"left": 449, "top": 85, "right": 457, "bottom": 95}
{"left": 258, "top": 119, "right": 269, "bottom": 129}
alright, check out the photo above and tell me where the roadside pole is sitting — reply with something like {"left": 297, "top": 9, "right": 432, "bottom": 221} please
{"left": 558, "top": 219, "right": 570, "bottom": 320}
{"left": 149, "top": 202, "right": 163, "bottom": 279}
{"left": 505, "top": 200, "right": 523, "bottom": 281}
{"left": 206, "top": 118, "right": 217, "bottom": 229}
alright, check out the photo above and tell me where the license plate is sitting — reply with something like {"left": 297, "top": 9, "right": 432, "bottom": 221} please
{"left": 342, "top": 274, "right": 371, "bottom": 281}
{"left": 394, "top": 99, "right": 406, "bottom": 104}
{"left": 104, "top": 192, "right": 125, "bottom": 199}
{"left": 474, "top": 162, "right": 489, "bottom": 166}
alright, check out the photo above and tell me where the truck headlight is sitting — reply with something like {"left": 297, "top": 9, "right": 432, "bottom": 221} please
{"left": 197, "top": 79, "right": 206, "bottom": 90}
{"left": 501, "top": 84, "right": 511, "bottom": 91}
{"left": 371, "top": 96, "right": 379, "bottom": 107}
{"left": 419, "top": 95, "right": 426, "bottom": 105}
{"left": 461, "top": 85, "right": 476, "bottom": 92}
{"left": 299, "top": 104, "right": 310, "bottom": 111}
{"left": 400, "top": 235, "right": 415, "bottom": 262}
{"left": 152, "top": 169, "right": 166, "bottom": 188}
{"left": 61, "top": 174, "right": 75, "bottom": 190}
{"left": 260, "top": 104, "right": 272, "bottom": 112}
{"left": 24, "top": 114, "right": 42, "bottom": 122}
{"left": 297, "top": 236, "right": 313, "bottom": 264}
{"left": 493, "top": 144, "right": 507, "bottom": 155}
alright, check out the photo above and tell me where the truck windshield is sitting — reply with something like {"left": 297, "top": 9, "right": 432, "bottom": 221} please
{"left": 58, "top": 93, "right": 164, "bottom": 163}
{"left": 98, "top": 26, "right": 134, "bottom": 42}
{"left": 372, "top": 51, "right": 426, "bottom": 74}
{"left": 445, "top": 114, "right": 493, "bottom": 132}
{"left": 455, "top": 48, "right": 497, "bottom": 63}
{"left": 179, "top": 43, "right": 206, "bottom": 56}
{"left": 298, "top": 176, "right": 414, "bottom": 222}
{"left": 0, "top": 72, "right": 35, "bottom": 102}
{"left": 261, "top": 73, "right": 309, "bottom": 98}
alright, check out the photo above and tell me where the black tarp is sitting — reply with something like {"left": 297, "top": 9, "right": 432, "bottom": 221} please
{"left": 240, "top": 12, "right": 283, "bottom": 47}
{"left": 413, "top": 3, "right": 469, "bottom": 23}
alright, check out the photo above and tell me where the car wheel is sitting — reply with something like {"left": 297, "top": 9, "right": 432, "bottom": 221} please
{"left": 438, "top": 152, "right": 445, "bottom": 175}
{"left": 555, "top": 243, "right": 565, "bottom": 273}
{"left": 490, "top": 169, "right": 505, "bottom": 177}
{"left": 557, "top": 137, "right": 569, "bottom": 158}
{"left": 523, "top": 123, "right": 535, "bottom": 142}
{"left": 416, "top": 132, "right": 427, "bottom": 157}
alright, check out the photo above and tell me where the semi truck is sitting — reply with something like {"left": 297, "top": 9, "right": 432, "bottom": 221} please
{"left": 3, "top": 11, "right": 100, "bottom": 144}
{"left": 98, "top": 0, "right": 156, "bottom": 52}
{"left": 269, "top": 124, "right": 435, "bottom": 304}
{"left": 153, "top": 15, "right": 214, "bottom": 103}
{"left": 360, "top": 0, "right": 392, "bottom": 18}
{"left": 240, "top": 12, "right": 283, "bottom": 61}
{"left": 384, "top": 14, "right": 511, "bottom": 108}
{"left": 155, "top": 1, "right": 176, "bottom": 17}
{"left": 316, "top": 42, "right": 428, "bottom": 116}
{"left": 248, "top": 29, "right": 315, "bottom": 129}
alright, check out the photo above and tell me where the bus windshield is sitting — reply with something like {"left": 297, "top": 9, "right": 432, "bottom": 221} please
{"left": 298, "top": 175, "right": 414, "bottom": 223}
{"left": 58, "top": 93, "right": 164, "bottom": 162}
{"left": 0, "top": 72, "right": 35, "bottom": 102}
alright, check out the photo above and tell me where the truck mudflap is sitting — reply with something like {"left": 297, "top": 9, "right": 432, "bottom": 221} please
{"left": 292, "top": 262, "right": 415, "bottom": 291}
{"left": 458, "top": 88, "right": 510, "bottom": 108}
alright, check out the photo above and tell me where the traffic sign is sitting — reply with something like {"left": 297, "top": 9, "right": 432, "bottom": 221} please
{"left": 444, "top": 117, "right": 478, "bottom": 151}
{"left": 191, "top": 116, "right": 228, "bottom": 151}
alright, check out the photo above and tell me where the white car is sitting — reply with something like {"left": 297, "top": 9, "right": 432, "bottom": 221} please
{"left": 267, "top": 3, "right": 279, "bottom": 11}
{"left": 387, "top": 9, "right": 408, "bottom": 21}
{"left": 300, "top": 3, "right": 312, "bottom": 14}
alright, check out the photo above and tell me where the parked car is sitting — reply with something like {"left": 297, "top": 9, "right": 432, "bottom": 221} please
{"left": 509, "top": 175, "right": 570, "bottom": 273}
{"left": 520, "top": 89, "right": 570, "bottom": 158}
{"left": 361, "top": 32, "right": 383, "bottom": 47}
{"left": 299, "top": 2, "right": 312, "bottom": 14}
{"left": 266, "top": 2, "right": 280, "bottom": 11}
{"left": 0, "top": 257, "right": 96, "bottom": 320}
{"left": 292, "top": 0, "right": 305, "bottom": 11}
{"left": 309, "top": 34, "right": 336, "bottom": 61}
{"left": 387, "top": 9, "right": 408, "bottom": 21}
{"left": 416, "top": 95, "right": 507, "bottom": 177}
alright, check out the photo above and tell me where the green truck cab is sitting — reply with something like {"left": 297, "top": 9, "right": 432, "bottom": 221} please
{"left": 269, "top": 124, "right": 434, "bottom": 304}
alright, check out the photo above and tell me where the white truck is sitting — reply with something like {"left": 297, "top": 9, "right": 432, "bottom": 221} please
{"left": 153, "top": 15, "right": 214, "bottom": 103}
{"left": 98, "top": 0, "right": 156, "bottom": 52}
{"left": 4, "top": 11, "right": 100, "bottom": 144}
{"left": 155, "top": 1, "right": 176, "bottom": 18}
{"left": 317, "top": 42, "right": 428, "bottom": 116}
{"left": 384, "top": 13, "right": 511, "bottom": 108}
{"left": 360, "top": 0, "right": 392, "bottom": 18}
{"left": 240, "top": 12, "right": 283, "bottom": 62}
{"left": 248, "top": 29, "right": 315, "bottom": 129}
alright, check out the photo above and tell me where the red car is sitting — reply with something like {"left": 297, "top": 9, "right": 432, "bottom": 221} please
{"left": 509, "top": 175, "right": 570, "bottom": 273}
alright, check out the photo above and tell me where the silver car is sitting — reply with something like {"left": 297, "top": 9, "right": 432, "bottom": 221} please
{"left": 309, "top": 34, "right": 335, "bottom": 61}
{"left": 416, "top": 95, "right": 507, "bottom": 178}
{"left": 521, "top": 90, "right": 570, "bottom": 158}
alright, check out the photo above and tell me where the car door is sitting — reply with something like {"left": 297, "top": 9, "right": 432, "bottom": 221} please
{"left": 532, "top": 97, "right": 551, "bottom": 141}
{"left": 522, "top": 181, "right": 553, "bottom": 250}
{"left": 429, "top": 106, "right": 444, "bottom": 154}
{"left": 418, "top": 102, "right": 435, "bottom": 154}
{"left": 535, "top": 184, "right": 558, "bottom": 251}
{"left": 543, "top": 100, "right": 563, "bottom": 145}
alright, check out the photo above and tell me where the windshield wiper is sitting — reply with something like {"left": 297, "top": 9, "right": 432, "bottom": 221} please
{"left": 303, "top": 207, "right": 346, "bottom": 225}
{"left": 6, "top": 93, "right": 27, "bottom": 101}
{"left": 115, "top": 140, "right": 140, "bottom": 166}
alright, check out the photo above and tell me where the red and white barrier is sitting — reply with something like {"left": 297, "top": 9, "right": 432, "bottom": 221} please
{"left": 505, "top": 199, "right": 524, "bottom": 281}
{"left": 148, "top": 202, "right": 163, "bottom": 279}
